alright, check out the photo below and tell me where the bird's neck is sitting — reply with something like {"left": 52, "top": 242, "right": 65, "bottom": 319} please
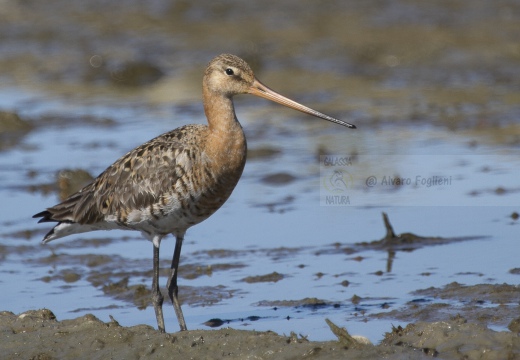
{"left": 202, "top": 86, "right": 247, "bottom": 171}
{"left": 203, "top": 86, "right": 241, "bottom": 134}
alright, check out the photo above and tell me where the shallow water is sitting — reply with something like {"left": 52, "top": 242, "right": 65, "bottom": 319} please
{"left": 1, "top": 0, "right": 519, "bottom": 343}
{"left": 1, "top": 86, "right": 518, "bottom": 342}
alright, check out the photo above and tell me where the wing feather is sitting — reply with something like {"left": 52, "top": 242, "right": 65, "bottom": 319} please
{"left": 33, "top": 125, "right": 207, "bottom": 226}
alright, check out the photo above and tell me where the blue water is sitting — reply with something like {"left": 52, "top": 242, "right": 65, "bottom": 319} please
{"left": 0, "top": 86, "right": 518, "bottom": 342}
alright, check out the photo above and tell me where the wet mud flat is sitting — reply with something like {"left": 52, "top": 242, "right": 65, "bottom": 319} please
{"left": 1, "top": 0, "right": 519, "bottom": 359}
{"left": 3, "top": 208, "right": 519, "bottom": 358}
{"left": 4, "top": 215, "right": 520, "bottom": 358}
{"left": 1, "top": 305, "right": 519, "bottom": 360}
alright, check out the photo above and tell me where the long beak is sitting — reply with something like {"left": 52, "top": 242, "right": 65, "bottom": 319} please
{"left": 247, "top": 78, "right": 356, "bottom": 129}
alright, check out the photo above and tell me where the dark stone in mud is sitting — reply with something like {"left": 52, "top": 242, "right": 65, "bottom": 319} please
{"left": 202, "top": 314, "right": 269, "bottom": 329}
{"left": 204, "top": 318, "right": 226, "bottom": 327}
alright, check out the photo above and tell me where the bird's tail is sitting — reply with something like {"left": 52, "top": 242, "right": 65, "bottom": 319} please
{"left": 33, "top": 191, "right": 85, "bottom": 222}
{"left": 33, "top": 191, "right": 86, "bottom": 243}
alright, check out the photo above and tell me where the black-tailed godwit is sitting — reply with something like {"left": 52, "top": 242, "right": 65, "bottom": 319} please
{"left": 33, "top": 54, "right": 356, "bottom": 333}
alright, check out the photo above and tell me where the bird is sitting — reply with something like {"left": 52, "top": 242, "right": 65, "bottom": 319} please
{"left": 33, "top": 53, "right": 356, "bottom": 333}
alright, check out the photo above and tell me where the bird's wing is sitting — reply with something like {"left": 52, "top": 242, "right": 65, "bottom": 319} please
{"left": 34, "top": 125, "right": 205, "bottom": 225}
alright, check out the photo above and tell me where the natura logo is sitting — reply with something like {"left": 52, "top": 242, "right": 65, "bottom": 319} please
{"left": 323, "top": 169, "right": 353, "bottom": 194}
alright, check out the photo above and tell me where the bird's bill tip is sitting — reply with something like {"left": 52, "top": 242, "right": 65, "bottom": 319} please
{"left": 247, "top": 78, "right": 356, "bottom": 129}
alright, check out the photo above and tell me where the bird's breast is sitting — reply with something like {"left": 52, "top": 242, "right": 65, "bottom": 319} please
{"left": 124, "top": 126, "right": 247, "bottom": 235}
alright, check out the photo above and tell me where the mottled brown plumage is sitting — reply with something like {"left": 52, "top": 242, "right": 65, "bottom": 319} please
{"left": 33, "top": 54, "right": 355, "bottom": 333}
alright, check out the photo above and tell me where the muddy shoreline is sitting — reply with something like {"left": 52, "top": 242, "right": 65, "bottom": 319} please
{"left": 2, "top": 305, "right": 518, "bottom": 360}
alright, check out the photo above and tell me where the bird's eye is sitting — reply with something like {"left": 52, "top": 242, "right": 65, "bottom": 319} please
{"left": 225, "top": 68, "right": 234, "bottom": 76}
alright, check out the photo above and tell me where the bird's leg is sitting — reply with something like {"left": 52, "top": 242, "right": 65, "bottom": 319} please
{"left": 166, "top": 234, "right": 187, "bottom": 331}
{"left": 151, "top": 238, "right": 166, "bottom": 333}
